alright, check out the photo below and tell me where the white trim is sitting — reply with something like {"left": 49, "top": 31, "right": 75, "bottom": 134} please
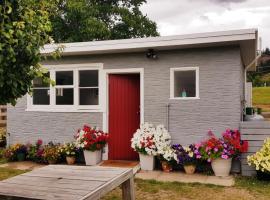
{"left": 27, "top": 63, "right": 104, "bottom": 112}
{"left": 42, "top": 29, "right": 257, "bottom": 56}
{"left": 170, "top": 67, "right": 200, "bottom": 100}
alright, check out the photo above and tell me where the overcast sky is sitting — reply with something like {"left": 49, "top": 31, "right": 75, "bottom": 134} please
{"left": 141, "top": 0, "right": 270, "bottom": 49}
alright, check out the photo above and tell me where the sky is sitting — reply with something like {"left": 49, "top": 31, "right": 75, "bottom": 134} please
{"left": 141, "top": 0, "right": 270, "bottom": 49}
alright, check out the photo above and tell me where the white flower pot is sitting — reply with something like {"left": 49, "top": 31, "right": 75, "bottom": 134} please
{"left": 139, "top": 154, "right": 155, "bottom": 171}
{"left": 83, "top": 150, "right": 102, "bottom": 166}
{"left": 211, "top": 158, "right": 232, "bottom": 177}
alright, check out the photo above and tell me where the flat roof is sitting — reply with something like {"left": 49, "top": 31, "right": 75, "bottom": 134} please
{"left": 42, "top": 28, "right": 258, "bottom": 70}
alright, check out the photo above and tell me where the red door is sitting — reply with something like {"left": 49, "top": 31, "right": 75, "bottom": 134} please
{"left": 109, "top": 74, "right": 140, "bottom": 160}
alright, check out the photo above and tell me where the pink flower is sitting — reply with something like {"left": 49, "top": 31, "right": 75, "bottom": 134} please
{"left": 221, "top": 154, "right": 229, "bottom": 159}
{"left": 196, "top": 155, "right": 202, "bottom": 159}
{"left": 214, "top": 148, "right": 218, "bottom": 152}
{"left": 36, "top": 139, "right": 43, "bottom": 146}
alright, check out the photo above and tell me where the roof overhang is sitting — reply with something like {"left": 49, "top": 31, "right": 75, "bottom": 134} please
{"left": 42, "top": 28, "right": 258, "bottom": 71}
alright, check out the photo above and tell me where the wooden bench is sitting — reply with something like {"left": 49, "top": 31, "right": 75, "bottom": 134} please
{"left": 0, "top": 165, "right": 135, "bottom": 200}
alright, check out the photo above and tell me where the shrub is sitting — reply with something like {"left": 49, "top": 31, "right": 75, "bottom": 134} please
{"left": 173, "top": 144, "right": 197, "bottom": 166}
{"left": 194, "top": 131, "right": 234, "bottom": 162}
{"left": 3, "top": 148, "right": 16, "bottom": 161}
{"left": 222, "top": 129, "right": 248, "bottom": 157}
{"left": 75, "top": 125, "right": 109, "bottom": 152}
{"left": 247, "top": 138, "right": 270, "bottom": 172}
{"left": 26, "top": 139, "right": 44, "bottom": 163}
{"left": 42, "top": 142, "right": 61, "bottom": 163}
{"left": 59, "top": 142, "right": 77, "bottom": 157}
{"left": 131, "top": 123, "right": 172, "bottom": 156}
{"left": 0, "top": 128, "right": 6, "bottom": 148}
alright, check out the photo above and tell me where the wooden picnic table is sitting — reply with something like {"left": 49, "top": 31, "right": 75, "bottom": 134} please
{"left": 0, "top": 165, "right": 135, "bottom": 200}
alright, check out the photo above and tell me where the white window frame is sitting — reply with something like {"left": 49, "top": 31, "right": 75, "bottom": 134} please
{"left": 27, "top": 63, "right": 104, "bottom": 112}
{"left": 170, "top": 67, "right": 200, "bottom": 100}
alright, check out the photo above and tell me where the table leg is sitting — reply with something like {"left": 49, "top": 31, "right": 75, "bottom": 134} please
{"left": 122, "top": 177, "right": 135, "bottom": 200}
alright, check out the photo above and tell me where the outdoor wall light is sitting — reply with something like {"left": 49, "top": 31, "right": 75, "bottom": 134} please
{"left": 146, "top": 49, "right": 158, "bottom": 59}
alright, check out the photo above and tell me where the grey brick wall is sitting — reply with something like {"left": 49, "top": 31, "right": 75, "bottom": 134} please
{"left": 7, "top": 46, "right": 243, "bottom": 146}
{"left": 7, "top": 97, "right": 102, "bottom": 144}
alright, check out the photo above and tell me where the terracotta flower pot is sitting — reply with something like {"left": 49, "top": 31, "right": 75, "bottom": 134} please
{"left": 211, "top": 158, "right": 232, "bottom": 177}
{"left": 48, "top": 159, "right": 57, "bottom": 165}
{"left": 66, "top": 156, "right": 76, "bottom": 165}
{"left": 161, "top": 161, "right": 172, "bottom": 172}
{"left": 184, "top": 165, "right": 196, "bottom": 174}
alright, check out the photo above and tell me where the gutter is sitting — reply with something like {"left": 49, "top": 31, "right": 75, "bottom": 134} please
{"left": 243, "top": 53, "right": 262, "bottom": 119}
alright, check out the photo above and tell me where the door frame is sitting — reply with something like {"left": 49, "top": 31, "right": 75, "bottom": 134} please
{"left": 102, "top": 68, "right": 144, "bottom": 160}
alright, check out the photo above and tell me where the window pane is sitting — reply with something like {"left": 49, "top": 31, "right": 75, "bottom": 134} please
{"left": 79, "top": 70, "right": 98, "bottom": 87}
{"left": 174, "top": 70, "right": 196, "bottom": 97}
{"left": 33, "top": 73, "right": 50, "bottom": 87}
{"left": 56, "top": 71, "right": 73, "bottom": 85}
{"left": 79, "top": 88, "right": 98, "bottom": 105}
{"left": 56, "top": 88, "right": 74, "bottom": 105}
{"left": 33, "top": 89, "right": 50, "bottom": 105}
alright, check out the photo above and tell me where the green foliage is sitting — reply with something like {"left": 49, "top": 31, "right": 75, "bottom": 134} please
{"left": 0, "top": 0, "right": 57, "bottom": 105}
{"left": 263, "top": 47, "right": 270, "bottom": 55}
{"left": 0, "top": 128, "right": 6, "bottom": 148}
{"left": 50, "top": 0, "right": 159, "bottom": 42}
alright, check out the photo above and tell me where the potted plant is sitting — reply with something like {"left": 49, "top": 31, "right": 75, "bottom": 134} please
{"left": 12, "top": 144, "right": 27, "bottom": 161}
{"left": 222, "top": 129, "right": 248, "bottom": 173}
{"left": 131, "top": 123, "right": 157, "bottom": 170}
{"left": 0, "top": 128, "right": 6, "bottom": 148}
{"left": 158, "top": 146, "right": 176, "bottom": 172}
{"left": 195, "top": 131, "right": 234, "bottom": 177}
{"left": 247, "top": 138, "right": 270, "bottom": 181}
{"left": 173, "top": 144, "right": 197, "bottom": 174}
{"left": 43, "top": 143, "right": 61, "bottom": 164}
{"left": 60, "top": 142, "right": 77, "bottom": 165}
{"left": 131, "top": 123, "right": 172, "bottom": 171}
{"left": 3, "top": 147, "right": 16, "bottom": 161}
{"left": 75, "top": 125, "right": 109, "bottom": 166}
{"left": 27, "top": 139, "right": 44, "bottom": 163}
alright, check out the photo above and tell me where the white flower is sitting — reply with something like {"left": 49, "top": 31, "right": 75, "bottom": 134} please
{"left": 131, "top": 123, "right": 174, "bottom": 158}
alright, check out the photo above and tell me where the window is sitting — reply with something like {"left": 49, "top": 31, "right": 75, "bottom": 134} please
{"left": 170, "top": 67, "right": 199, "bottom": 99}
{"left": 55, "top": 71, "right": 74, "bottom": 105}
{"left": 29, "top": 64, "right": 102, "bottom": 111}
{"left": 32, "top": 73, "right": 50, "bottom": 105}
{"left": 79, "top": 70, "right": 99, "bottom": 105}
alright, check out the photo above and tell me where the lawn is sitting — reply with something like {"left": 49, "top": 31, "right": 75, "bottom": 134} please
{"left": 102, "top": 177, "right": 270, "bottom": 200}
{"left": 253, "top": 87, "right": 270, "bottom": 112}
{"left": 0, "top": 167, "right": 269, "bottom": 200}
{"left": 0, "top": 167, "right": 28, "bottom": 181}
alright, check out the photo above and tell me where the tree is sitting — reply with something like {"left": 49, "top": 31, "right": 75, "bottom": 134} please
{"left": 50, "top": 0, "right": 159, "bottom": 42}
{"left": 264, "top": 47, "right": 270, "bottom": 55}
{"left": 0, "top": 0, "right": 57, "bottom": 105}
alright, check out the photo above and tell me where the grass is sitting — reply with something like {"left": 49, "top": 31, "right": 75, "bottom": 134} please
{"left": 0, "top": 166, "right": 270, "bottom": 200}
{"left": 253, "top": 87, "right": 270, "bottom": 112}
{"left": 0, "top": 167, "right": 28, "bottom": 181}
{"left": 102, "top": 177, "right": 270, "bottom": 200}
